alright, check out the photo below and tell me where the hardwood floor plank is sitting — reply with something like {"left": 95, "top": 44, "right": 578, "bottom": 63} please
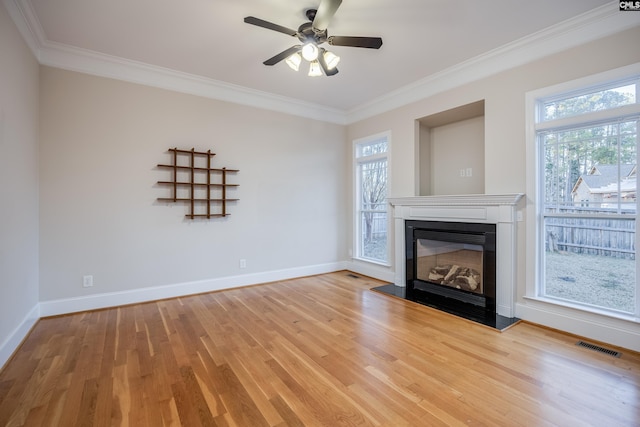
{"left": 268, "top": 395, "right": 305, "bottom": 427}
{"left": 179, "top": 365, "right": 216, "bottom": 426}
{"left": 219, "top": 356, "right": 283, "bottom": 426}
{"left": 76, "top": 378, "right": 99, "bottom": 426}
{"left": 39, "top": 381, "right": 67, "bottom": 426}
{"left": 171, "top": 377, "right": 200, "bottom": 426}
{"left": 1, "top": 271, "right": 639, "bottom": 426}
{"left": 217, "top": 362, "right": 270, "bottom": 427}
{"left": 265, "top": 357, "right": 368, "bottom": 427}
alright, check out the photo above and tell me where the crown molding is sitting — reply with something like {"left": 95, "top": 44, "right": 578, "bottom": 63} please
{"left": 5, "top": 0, "right": 638, "bottom": 125}
{"left": 37, "top": 40, "right": 347, "bottom": 124}
{"left": 344, "top": 2, "right": 640, "bottom": 124}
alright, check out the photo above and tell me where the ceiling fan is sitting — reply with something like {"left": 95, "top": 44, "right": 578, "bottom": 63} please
{"left": 244, "top": 0, "right": 383, "bottom": 77}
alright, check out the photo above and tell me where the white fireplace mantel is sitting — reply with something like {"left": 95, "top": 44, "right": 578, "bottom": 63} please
{"left": 388, "top": 194, "right": 524, "bottom": 318}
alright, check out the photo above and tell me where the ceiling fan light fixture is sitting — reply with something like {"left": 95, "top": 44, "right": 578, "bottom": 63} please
{"left": 285, "top": 52, "right": 301, "bottom": 71}
{"left": 301, "top": 42, "right": 319, "bottom": 61}
{"left": 308, "top": 60, "right": 322, "bottom": 77}
{"left": 244, "top": 1, "right": 382, "bottom": 77}
{"left": 323, "top": 50, "right": 340, "bottom": 70}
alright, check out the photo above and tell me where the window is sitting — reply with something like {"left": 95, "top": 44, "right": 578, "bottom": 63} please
{"left": 354, "top": 133, "right": 389, "bottom": 264}
{"left": 529, "top": 65, "right": 640, "bottom": 318}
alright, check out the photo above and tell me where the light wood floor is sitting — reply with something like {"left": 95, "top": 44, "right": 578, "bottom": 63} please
{"left": 1, "top": 271, "right": 639, "bottom": 426}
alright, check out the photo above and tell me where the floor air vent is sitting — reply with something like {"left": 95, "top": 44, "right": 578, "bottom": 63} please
{"left": 576, "top": 341, "right": 621, "bottom": 358}
{"left": 347, "top": 273, "right": 360, "bottom": 279}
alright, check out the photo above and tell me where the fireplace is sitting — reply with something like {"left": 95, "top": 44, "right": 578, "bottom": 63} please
{"left": 406, "top": 220, "right": 497, "bottom": 323}
{"left": 384, "top": 194, "right": 524, "bottom": 330}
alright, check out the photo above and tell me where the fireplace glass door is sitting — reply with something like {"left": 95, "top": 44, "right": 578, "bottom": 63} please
{"left": 416, "top": 239, "right": 483, "bottom": 295}
{"left": 405, "top": 221, "right": 496, "bottom": 314}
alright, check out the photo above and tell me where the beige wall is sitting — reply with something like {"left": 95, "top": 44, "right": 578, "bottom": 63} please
{"left": 39, "top": 67, "right": 347, "bottom": 302}
{"left": 0, "top": 2, "right": 40, "bottom": 364}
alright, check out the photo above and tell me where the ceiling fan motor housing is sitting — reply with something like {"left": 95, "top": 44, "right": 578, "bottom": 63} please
{"left": 297, "top": 21, "right": 327, "bottom": 44}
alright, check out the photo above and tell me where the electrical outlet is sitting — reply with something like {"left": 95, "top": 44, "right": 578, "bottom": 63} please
{"left": 83, "top": 275, "right": 93, "bottom": 287}
{"left": 239, "top": 259, "right": 247, "bottom": 269}
{"left": 466, "top": 167, "right": 473, "bottom": 177}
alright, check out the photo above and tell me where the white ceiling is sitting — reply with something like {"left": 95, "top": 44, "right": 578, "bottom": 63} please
{"left": 7, "top": 0, "right": 637, "bottom": 122}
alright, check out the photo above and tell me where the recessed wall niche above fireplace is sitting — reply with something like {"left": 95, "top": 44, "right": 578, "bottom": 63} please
{"left": 387, "top": 194, "right": 524, "bottom": 330}
{"left": 417, "top": 100, "right": 485, "bottom": 197}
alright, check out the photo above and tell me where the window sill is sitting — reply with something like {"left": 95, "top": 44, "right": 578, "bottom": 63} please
{"left": 522, "top": 295, "right": 639, "bottom": 324}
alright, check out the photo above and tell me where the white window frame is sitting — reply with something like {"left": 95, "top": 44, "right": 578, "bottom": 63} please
{"left": 353, "top": 131, "right": 391, "bottom": 266}
{"left": 525, "top": 62, "right": 640, "bottom": 321}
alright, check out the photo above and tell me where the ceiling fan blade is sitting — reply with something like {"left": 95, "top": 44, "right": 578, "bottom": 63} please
{"left": 328, "top": 36, "right": 383, "bottom": 49}
{"left": 244, "top": 16, "right": 297, "bottom": 36}
{"left": 312, "top": 0, "right": 342, "bottom": 31}
{"left": 317, "top": 52, "right": 339, "bottom": 76}
{"left": 263, "top": 46, "right": 301, "bottom": 66}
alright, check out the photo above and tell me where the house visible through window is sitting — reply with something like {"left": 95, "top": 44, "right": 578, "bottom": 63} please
{"left": 531, "top": 68, "right": 640, "bottom": 317}
{"left": 354, "top": 134, "right": 389, "bottom": 264}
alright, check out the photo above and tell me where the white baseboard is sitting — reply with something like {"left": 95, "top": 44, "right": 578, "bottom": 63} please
{"left": 0, "top": 303, "right": 40, "bottom": 369}
{"left": 40, "top": 262, "right": 348, "bottom": 317}
{"left": 516, "top": 300, "right": 640, "bottom": 353}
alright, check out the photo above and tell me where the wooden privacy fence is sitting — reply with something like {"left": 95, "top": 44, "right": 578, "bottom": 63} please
{"left": 546, "top": 210, "right": 636, "bottom": 259}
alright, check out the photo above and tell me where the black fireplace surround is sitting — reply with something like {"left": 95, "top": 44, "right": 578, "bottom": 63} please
{"left": 405, "top": 220, "right": 502, "bottom": 327}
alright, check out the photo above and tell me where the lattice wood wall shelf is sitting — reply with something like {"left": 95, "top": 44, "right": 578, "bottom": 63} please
{"left": 157, "top": 148, "right": 239, "bottom": 219}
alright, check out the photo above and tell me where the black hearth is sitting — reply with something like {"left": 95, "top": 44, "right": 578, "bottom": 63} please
{"left": 404, "top": 220, "right": 507, "bottom": 328}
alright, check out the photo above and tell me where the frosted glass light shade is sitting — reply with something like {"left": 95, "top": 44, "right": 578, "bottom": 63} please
{"left": 301, "top": 43, "right": 319, "bottom": 61}
{"left": 285, "top": 53, "right": 301, "bottom": 71}
{"left": 323, "top": 51, "right": 340, "bottom": 69}
{"left": 308, "top": 60, "right": 322, "bottom": 77}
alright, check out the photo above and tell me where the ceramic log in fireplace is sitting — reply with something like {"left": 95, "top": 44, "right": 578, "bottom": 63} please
{"left": 405, "top": 220, "right": 498, "bottom": 325}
